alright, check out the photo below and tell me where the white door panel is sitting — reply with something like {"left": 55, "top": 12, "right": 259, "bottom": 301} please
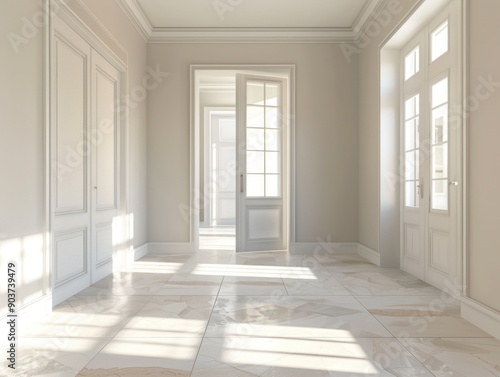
{"left": 237, "top": 75, "right": 287, "bottom": 252}
{"left": 401, "top": 1, "right": 461, "bottom": 291}
{"left": 51, "top": 18, "right": 92, "bottom": 302}
{"left": 51, "top": 17, "right": 121, "bottom": 302}
{"left": 91, "top": 50, "right": 120, "bottom": 282}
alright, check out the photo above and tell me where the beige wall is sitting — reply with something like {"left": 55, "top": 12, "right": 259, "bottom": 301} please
{"left": 1, "top": 0, "right": 47, "bottom": 314}
{"left": 468, "top": 0, "right": 500, "bottom": 312}
{"left": 357, "top": 0, "right": 419, "bottom": 252}
{"left": 147, "top": 43, "right": 359, "bottom": 243}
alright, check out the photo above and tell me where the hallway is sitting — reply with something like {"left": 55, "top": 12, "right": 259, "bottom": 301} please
{"left": 16, "top": 251, "right": 500, "bottom": 376}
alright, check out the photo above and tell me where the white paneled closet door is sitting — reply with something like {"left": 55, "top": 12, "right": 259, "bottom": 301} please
{"left": 90, "top": 51, "right": 120, "bottom": 283}
{"left": 51, "top": 17, "right": 120, "bottom": 303}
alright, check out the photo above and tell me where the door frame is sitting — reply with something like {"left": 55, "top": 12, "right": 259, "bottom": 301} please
{"left": 190, "top": 65, "right": 296, "bottom": 252}
{"left": 45, "top": 1, "right": 130, "bottom": 304}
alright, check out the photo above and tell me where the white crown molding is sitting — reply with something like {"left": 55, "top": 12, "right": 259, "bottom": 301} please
{"left": 115, "top": 0, "right": 153, "bottom": 42}
{"left": 149, "top": 28, "right": 357, "bottom": 44}
{"left": 353, "top": 0, "right": 389, "bottom": 37}
{"left": 116, "top": 0, "right": 389, "bottom": 43}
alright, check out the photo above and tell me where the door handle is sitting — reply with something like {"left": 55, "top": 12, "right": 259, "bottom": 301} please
{"left": 449, "top": 181, "right": 459, "bottom": 187}
{"left": 240, "top": 174, "right": 244, "bottom": 193}
{"left": 417, "top": 181, "right": 424, "bottom": 199}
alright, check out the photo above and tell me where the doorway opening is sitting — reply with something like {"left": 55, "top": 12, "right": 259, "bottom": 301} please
{"left": 191, "top": 66, "right": 295, "bottom": 253}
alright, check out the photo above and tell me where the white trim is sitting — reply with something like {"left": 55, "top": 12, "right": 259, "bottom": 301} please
{"left": 289, "top": 242, "right": 358, "bottom": 255}
{"left": 116, "top": 0, "right": 389, "bottom": 44}
{"left": 148, "top": 242, "right": 196, "bottom": 254}
{"left": 54, "top": 0, "right": 128, "bottom": 68}
{"left": 461, "top": 297, "right": 500, "bottom": 340}
{"left": 357, "top": 244, "right": 381, "bottom": 266}
{"left": 149, "top": 28, "right": 357, "bottom": 44}
{"left": 115, "top": 0, "right": 153, "bottom": 42}
{"left": 131, "top": 243, "right": 149, "bottom": 260}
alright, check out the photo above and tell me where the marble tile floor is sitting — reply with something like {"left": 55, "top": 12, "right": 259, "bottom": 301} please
{"left": 13, "top": 251, "right": 500, "bottom": 377}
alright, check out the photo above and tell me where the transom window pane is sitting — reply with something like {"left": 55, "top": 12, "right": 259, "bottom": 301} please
{"left": 405, "top": 46, "right": 420, "bottom": 80}
{"left": 246, "top": 81, "right": 283, "bottom": 198}
{"left": 431, "top": 20, "right": 449, "bottom": 61}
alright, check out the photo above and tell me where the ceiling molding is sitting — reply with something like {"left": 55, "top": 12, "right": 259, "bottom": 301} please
{"left": 148, "top": 28, "right": 357, "bottom": 44}
{"left": 115, "top": 0, "right": 153, "bottom": 42}
{"left": 116, "top": 0, "right": 389, "bottom": 44}
{"left": 353, "top": 0, "right": 388, "bottom": 35}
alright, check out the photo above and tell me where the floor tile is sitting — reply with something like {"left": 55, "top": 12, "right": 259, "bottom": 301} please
{"left": 333, "top": 270, "right": 442, "bottom": 296}
{"left": 400, "top": 338, "right": 500, "bottom": 377}
{"left": 155, "top": 274, "right": 223, "bottom": 295}
{"left": 115, "top": 296, "right": 216, "bottom": 338}
{"left": 77, "top": 337, "right": 201, "bottom": 376}
{"left": 282, "top": 271, "right": 351, "bottom": 296}
{"left": 192, "top": 337, "right": 433, "bottom": 377}
{"left": 357, "top": 296, "right": 492, "bottom": 338}
{"left": 20, "top": 296, "right": 151, "bottom": 338}
{"left": 219, "top": 276, "right": 288, "bottom": 296}
{"left": 206, "top": 296, "right": 392, "bottom": 338}
{"left": 75, "top": 272, "right": 171, "bottom": 296}
{"left": 13, "top": 338, "right": 109, "bottom": 377}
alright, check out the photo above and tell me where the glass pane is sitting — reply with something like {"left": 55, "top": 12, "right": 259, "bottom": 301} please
{"left": 405, "top": 46, "right": 420, "bottom": 80}
{"left": 247, "top": 128, "right": 265, "bottom": 150}
{"left": 265, "top": 130, "right": 280, "bottom": 151}
{"left": 431, "top": 20, "right": 449, "bottom": 61}
{"left": 247, "top": 82, "right": 265, "bottom": 105}
{"left": 265, "top": 174, "right": 280, "bottom": 197}
{"left": 405, "top": 95, "right": 419, "bottom": 120}
{"left": 432, "top": 180, "right": 449, "bottom": 211}
{"left": 432, "top": 77, "right": 448, "bottom": 108}
{"left": 266, "top": 84, "right": 279, "bottom": 106}
{"left": 406, "top": 181, "right": 417, "bottom": 207}
{"left": 266, "top": 108, "right": 279, "bottom": 128}
{"left": 405, "top": 151, "right": 417, "bottom": 180}
{"left": 405, "top": 119, "right": 416, "bottom": 151}
{"left": 247, "top": 151, "right": 265, "bottom": 174}
{"left": 432, "top": 105, "right": 448, "bottom": 144}
{"left": 247, "top": 106, "right": 265, "bottom": 128}
{"left": 266, "top": 152, "right": 280, "bottom": 174}
{"left": 432, "top": 144, "right": 448, "bottom": 179}
{"left": 247, "top": 174, "right": 265, "bottom": 197}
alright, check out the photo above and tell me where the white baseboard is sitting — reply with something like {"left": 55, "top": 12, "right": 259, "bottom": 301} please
{"left": 289, "top": 242, "right": 358, "bottom": 255}
{"left": 461, "top": 297, "right": 500, "bottom": 340}
{"left": 357, "top": 243, "right": 381, "bottom": 266}
{"left": 132, "top": 243, "right": 149, "bottom": 260}
{"left": 148, "top": 242, "right": 196, "bottom": 254}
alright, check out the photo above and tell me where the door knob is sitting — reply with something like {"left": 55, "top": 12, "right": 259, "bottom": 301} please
{"left": 449, "top": 181, "right": 459, "bottom": 186}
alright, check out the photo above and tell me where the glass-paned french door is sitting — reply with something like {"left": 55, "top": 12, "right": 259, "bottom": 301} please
{"left": 401, "top": 1, "right": 462, "bottom": 291}
{"left": 236, "top": 74, "right": 287, "bottom": 252}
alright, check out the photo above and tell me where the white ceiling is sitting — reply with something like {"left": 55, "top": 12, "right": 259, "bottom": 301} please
{"left": 136, "top": 0, "right": 371, "bottom": 29}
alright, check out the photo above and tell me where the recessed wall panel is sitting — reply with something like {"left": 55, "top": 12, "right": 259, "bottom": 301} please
{"left": 54, "top": 229, "right": 87, "bottom": 286}
{"left": 55, "top": 38, "right": 87, "bottom": 213}
{"left": 95, "top": 71, "right": 117, "bottom": 210}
